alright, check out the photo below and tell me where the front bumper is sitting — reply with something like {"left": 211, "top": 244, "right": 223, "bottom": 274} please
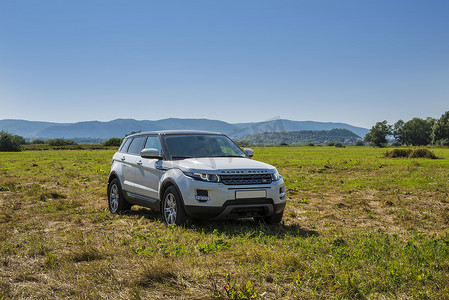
{"left": 185, "top": 200, "right": 286, "bottom": 219}
{"left": 176, "top": 174, "right": 286, "bottom": 219}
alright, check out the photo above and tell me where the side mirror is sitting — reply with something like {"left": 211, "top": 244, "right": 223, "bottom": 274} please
{"left": 140, "top": 148, "right": 161, "bottom": 159}
{"left": 244, "top": 148, "right": 254, "bottom": 158}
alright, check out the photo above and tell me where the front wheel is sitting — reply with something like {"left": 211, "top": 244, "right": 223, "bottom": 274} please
{"left": 108, "top": 178, "right": 131, "bottom": 213}
{"left": 161, "top": 186, "right": 190, "bottom": 226}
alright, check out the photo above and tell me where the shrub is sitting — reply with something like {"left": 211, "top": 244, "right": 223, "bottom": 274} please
{"left": 0, "top": 131, "right": 23, "bottom": 152}
{"left": 31, "top": 139, "right": 46, "bottom": 144}
{"left": 307, "top": 143, "right": 315, "bottom": 147}
{"left": 385, "top": 148, "right": 437, "bottom": 159}
{"left": 328, "top": 142, "right": 335, "bottom": 146}
{"left": 355, "top": 141, "right": 365, "bottom": 146}
{"left": 334, "top": 143, "right": 344, "bottom": 148}
{"left": 103, "top": 138, "right": 123, "bottom": 147}
{"left": 48, "top": 139, "right": 78, "bottom": 146}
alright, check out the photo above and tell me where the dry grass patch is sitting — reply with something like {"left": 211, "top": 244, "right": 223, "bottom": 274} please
{"left": 385, "top": 148, "right": 438, "bottom": 159}
{"left": 133, "top": 256, "right": 179, "bottom": 287}
{"left": 69, "top": 244, "right": 105, "bottom": 263}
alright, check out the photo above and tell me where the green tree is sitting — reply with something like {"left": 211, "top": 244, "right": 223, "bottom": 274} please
{"left": 426, "top": 117, "right": 437, "bottom": 128}
{"left": 431, "top": 111, "right": 449, "bottom": 145}
{"left": 12, "top": 135, "right": 27, "bottom": 145}
{"left": 0, "top": 131, "right": 23, "bottom": 152}
{"left": 103, "top": 137, "right": 123, "bottom": 147}
{"left": 394, "top": 118, "right": 432, "bottom": 146}
{"left": 393, "top": 120, "right": 405, "bottom": 145}
{"left": 364, "top": 120, "right": 392, "bottom": 147}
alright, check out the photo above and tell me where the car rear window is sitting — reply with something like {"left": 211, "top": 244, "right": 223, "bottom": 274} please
{"left": 119, "top": 138, "right": 132, "bottom": 153}
{"left": 127, "top": 136, "right": 146, "bottom": 155}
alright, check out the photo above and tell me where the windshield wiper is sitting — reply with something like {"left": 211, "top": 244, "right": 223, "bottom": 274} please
{"left": 171, "top": 156, "right": 192, "bottom": 159}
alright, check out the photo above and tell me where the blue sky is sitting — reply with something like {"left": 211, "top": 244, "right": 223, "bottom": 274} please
{"left": 0, "top": 0, "right": 448, "bottom": 128}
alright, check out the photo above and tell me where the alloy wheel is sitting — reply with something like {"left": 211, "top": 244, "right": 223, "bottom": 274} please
{"left": 109, "top": 184, "right": 119, "bottom": 213}
{"left": 164, "top": 193, "right": 177, "bottom": 225}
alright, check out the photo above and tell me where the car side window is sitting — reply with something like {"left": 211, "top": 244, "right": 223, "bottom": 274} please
{"left": 119, "top": 138, "right": 132, "bottom": 153}
{"left": 127, "top": 136, "right": 146, "bottom": 155}
{"left": 144, "top": 136, "right": 162, "bottom": 154}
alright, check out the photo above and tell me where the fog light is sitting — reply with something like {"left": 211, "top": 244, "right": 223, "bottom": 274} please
{"left": 195, "top": 195, "right": 210, "bottom": 202}
{"left": 196, "top": 189, "right": 209, "bottom": 202}
{"left": 279, "top": 186, "right": 286, "bottom": 200}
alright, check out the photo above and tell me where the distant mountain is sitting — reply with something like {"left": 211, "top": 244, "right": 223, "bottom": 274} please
{"left": 0, "top": 118, "right": 369, "bottom": 140}
{"left": 232, "top": 119, "right": 369, "bottom": 138}
{"left": 238, "top": 129, "right": 362, "bottom": 145}
{"left": 0, "top": 119, "right": 70, "bottom": 137}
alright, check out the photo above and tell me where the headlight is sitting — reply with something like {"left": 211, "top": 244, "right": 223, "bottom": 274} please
{"left": 184, "top": 172, "right": 220, "bottom": 183}
{"left": 271, "top": 170, "right": 282, "bottom": 181}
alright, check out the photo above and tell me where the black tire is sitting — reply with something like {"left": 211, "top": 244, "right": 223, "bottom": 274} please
{"left": 108, "top": 178, "right": 131, "bottom": 214}
{"left": 254, "top": 210, "right": 284, "bottom": 225}
{"left": 161, "top": 186, "right": 190, "bottom": 226}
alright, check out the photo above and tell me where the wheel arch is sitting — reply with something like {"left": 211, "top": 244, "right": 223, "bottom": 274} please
{"left": 107, "top": 172, "right": 119, "bottom": 196}
{"left": 108, "top": 171, "right": 119, "bottom": 184}
{"left": 159, "top": 179, "right": 186, "bottom": 209}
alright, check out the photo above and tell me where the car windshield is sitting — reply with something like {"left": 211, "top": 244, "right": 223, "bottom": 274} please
{"left": 163, "top": 134, "right": 247, "bottom": 159}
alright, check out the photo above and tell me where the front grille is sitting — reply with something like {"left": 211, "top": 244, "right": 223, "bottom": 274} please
{"left": 220, "top": 174, "right": 272, "bottom": 185}
{"left": 223, "top": 198, "right": 273, "bottom": 207}
{"left": 227, "top": 206, "right": 269, "bottom": 218}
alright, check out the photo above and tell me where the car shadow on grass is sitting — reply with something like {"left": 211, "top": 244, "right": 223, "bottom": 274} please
{"left": 120, "top": 208, "right": 318, "bottom": 238}
{"left": 190, "top": 218, "right": 318, "bottom": 238}
{"left": 121, "top": 207, "right": 161, "bottom": 221}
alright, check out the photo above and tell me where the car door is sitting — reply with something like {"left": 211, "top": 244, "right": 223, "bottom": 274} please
{"left": 122, "top": 136, "right": 146, "bottom": 196}
{"left": 134, "top": 135, "right": 164, "bottom": 202}
{"left": 116, "top": 137, "right": 134, "bottom": 194}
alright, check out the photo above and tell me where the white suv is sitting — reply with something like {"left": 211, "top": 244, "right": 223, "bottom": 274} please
{"left": 107, "top": 130, "right": 286, "bottom": 226}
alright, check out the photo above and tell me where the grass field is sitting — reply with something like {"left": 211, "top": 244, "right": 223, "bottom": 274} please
{"left": 1, "top": 146, "right": 448, "bottom": 299}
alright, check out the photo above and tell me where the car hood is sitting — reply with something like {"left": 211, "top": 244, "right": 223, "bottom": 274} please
{"left": 165, "top": 157, "right": 276, "bottom": 174}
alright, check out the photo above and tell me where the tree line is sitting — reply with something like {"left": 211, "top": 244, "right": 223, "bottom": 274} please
{"left": 365, "top": 111, "right": 449, "bottom": 147}
{"left": 0, "top": 132, "right": 82, "bottom": 151}
{"left": 0, "top": 131, "right": 126, "bottom": 152}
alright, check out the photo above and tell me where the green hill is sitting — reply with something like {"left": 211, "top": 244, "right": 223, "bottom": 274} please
{"left": 238, "top": 128, "right": 361, "bottom": 145}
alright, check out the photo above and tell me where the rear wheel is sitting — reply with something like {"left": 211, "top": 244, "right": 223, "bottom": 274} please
{"left": 254, "top": 210, "right": 284, "bottom": 225}
{"left": 162, "top": 186, "right": 190, "bottom": 226}
{"left": 108, "top": 178, "right": 131, "bottom": 213}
